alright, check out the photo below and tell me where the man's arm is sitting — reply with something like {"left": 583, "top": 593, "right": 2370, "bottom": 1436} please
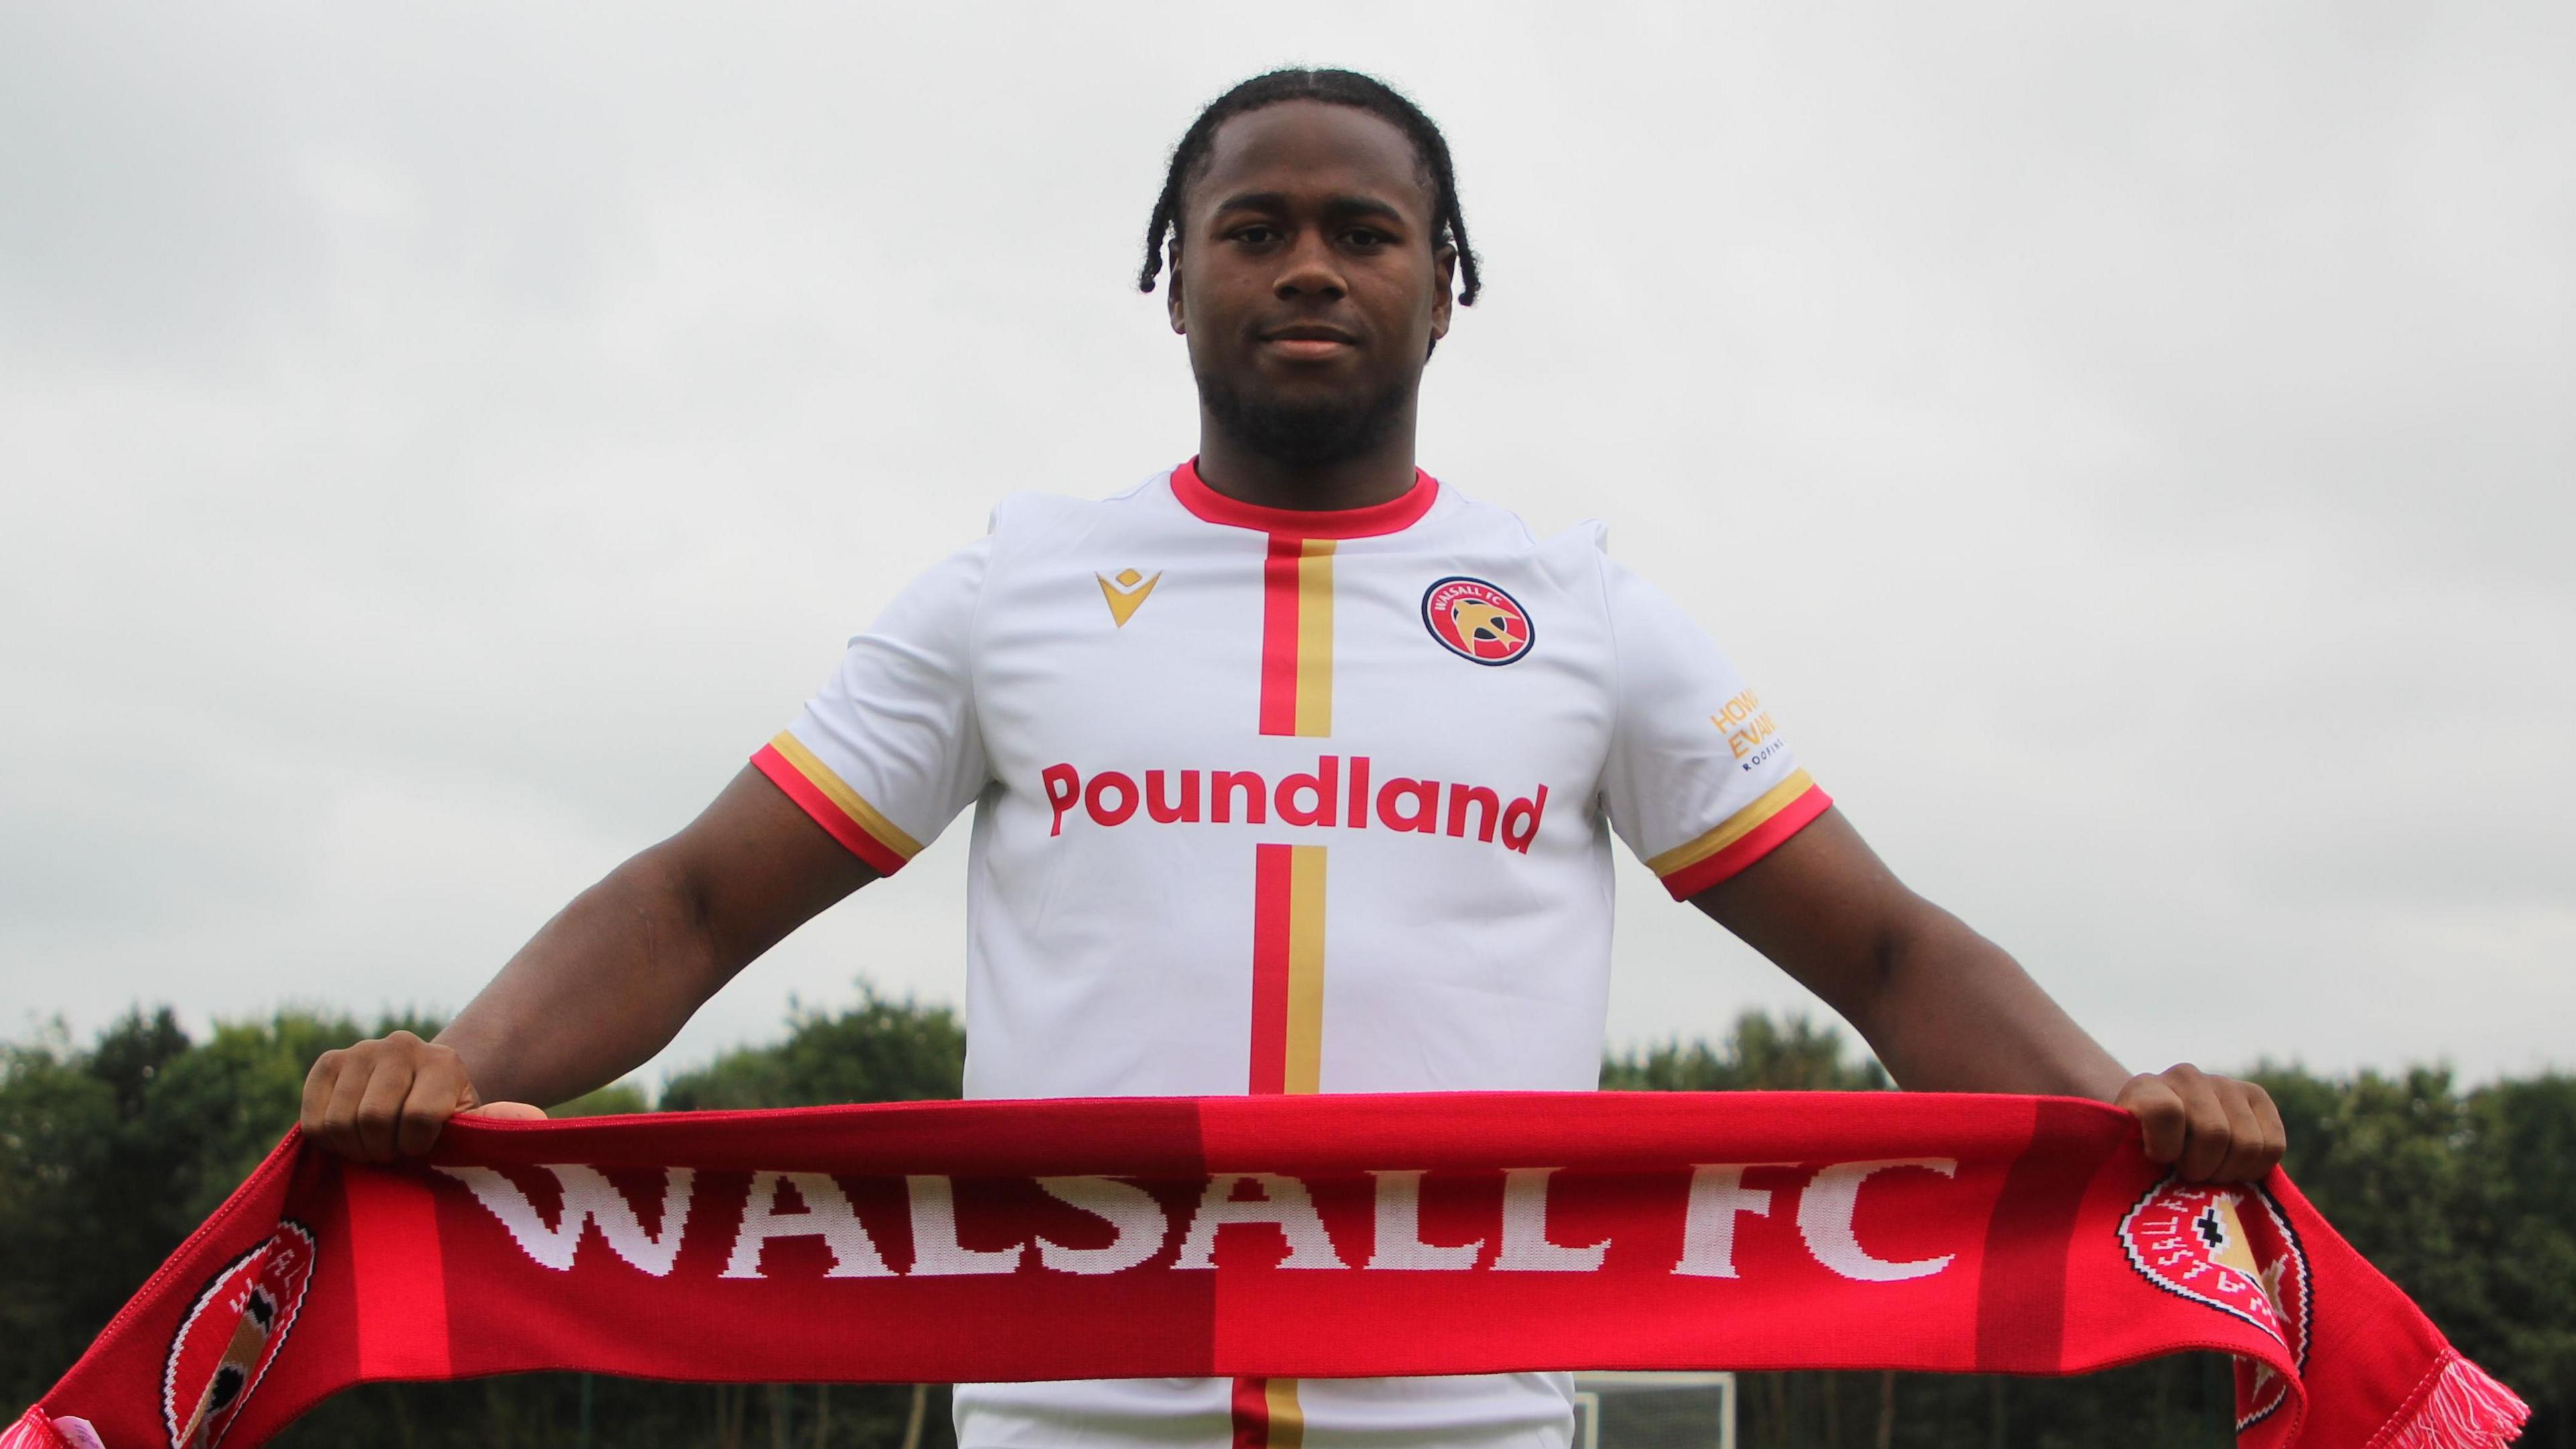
{"left": 301, "top": 766, "right": 874, "bottom": 1161}
{"left": 1695, "top": 807, "right": 2286, "bottom": 1183}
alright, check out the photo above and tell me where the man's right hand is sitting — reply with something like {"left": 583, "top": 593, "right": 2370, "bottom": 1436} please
{"left": 300, "top": 1030, "right": 543, "bottom": 1161}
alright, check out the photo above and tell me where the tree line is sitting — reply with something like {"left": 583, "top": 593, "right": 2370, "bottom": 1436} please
{"left": 1, "top": 996, "right": 2566, "bottom": 1448}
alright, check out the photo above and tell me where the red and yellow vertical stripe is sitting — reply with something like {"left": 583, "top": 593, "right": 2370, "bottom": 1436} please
{"left": 1238, "top": 842, "right": 1325, "bottom": 1442}
{"left": 1232, "top": 1374, "right": 1305, "bottom": 1449}
{"left": 1243, "top": 528, "right": 1339, "bottom": 1445}
{"left": 1258, "top": 537, "right": 1335, "bottom": 737}
{"left": 1246, "top": 534, "right": 1330, "bottom": 1437}
{"left": 1248, "top": 843, "right": 1327, "bottom": 1096}
{"left": 1164, "top": 461, "right": 1434, "bottom": 1446}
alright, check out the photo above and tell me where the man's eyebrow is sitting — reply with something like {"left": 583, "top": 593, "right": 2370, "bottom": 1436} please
{"left": 1322, "top": 194, "right": 1409, "bottom": 225}
{"left": 1208, "top": 192, "right": 1411, "bottom": 225}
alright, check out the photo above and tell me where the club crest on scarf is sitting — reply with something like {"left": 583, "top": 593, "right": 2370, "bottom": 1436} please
{"left": 2118, "top": 1177, "right": 2312, "bottom": 1429}
{"left": 159, "top": 1221, "right": 314, "bottom": 1449}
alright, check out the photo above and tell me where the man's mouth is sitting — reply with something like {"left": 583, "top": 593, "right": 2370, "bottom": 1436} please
{"left": 1260, "top": 323, "right": 1359, "bottom": 360}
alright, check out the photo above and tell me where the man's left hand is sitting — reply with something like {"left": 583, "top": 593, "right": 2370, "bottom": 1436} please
{"left": 2116, "top": 1064, "right": 2287, "bottom": 1182}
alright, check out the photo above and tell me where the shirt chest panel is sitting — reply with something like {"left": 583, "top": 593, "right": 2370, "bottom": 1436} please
{"left": 971, "top": 534, "right": 1615, "bottom": 808}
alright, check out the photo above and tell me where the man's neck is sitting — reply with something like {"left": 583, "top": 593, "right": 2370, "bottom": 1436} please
{"left": 1193, "top": 414, "right": 1420, "bottom": 513}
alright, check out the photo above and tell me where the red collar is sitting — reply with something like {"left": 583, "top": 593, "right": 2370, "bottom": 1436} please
{"left": 1169, "top": 457, "right": 1440, "bottom": 539}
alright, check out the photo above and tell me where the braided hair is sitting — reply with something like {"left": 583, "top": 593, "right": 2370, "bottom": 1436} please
{"left": 1137, "top": 68, "right": 1481, "bottom": 309}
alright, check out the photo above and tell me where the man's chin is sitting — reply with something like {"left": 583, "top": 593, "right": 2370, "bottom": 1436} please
{"left": 1214, "top": 406, "right": 1395, "bottom": 469}
{"left": 1199, "top": 372, "right": 1412, "bottom": 470}
{"left": 1239, "top": 382, "right": 1371, "bottom": 418}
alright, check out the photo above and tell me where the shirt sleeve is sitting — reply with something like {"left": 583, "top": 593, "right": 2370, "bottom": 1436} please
{"left": 751, "top": 537, "right": 993, "bottom": 875}
{"left": 1599, "top": 554, "right": 1832, "bottom": 900}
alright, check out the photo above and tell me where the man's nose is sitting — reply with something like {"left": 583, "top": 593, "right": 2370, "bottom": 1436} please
{"left": 1274, "top": 231, "right": 1347, "bottom": 300}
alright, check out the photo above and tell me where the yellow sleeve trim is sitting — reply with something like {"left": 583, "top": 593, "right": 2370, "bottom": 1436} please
{"left": 1645, "top": 769, "right": 1818, "bottom": 878}
{"left": 767, "top": 731, "right": 924, "bottom": 860}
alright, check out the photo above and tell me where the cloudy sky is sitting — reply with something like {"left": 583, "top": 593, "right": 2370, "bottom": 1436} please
{"left": 4, "top": 4, "right": 2568, "bottom": 1089}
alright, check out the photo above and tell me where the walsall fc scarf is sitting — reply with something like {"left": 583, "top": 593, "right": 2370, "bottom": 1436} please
{"left": 8, "top": 1091, "right": 2529, "bottom": 1449}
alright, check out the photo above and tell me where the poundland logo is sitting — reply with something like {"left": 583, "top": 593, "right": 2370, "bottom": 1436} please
{"left": 1041, "top": 755, "right": 1547, "bottom": 855}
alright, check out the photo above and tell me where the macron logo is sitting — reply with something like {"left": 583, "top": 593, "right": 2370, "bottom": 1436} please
{"left": 1042, "top": 756, "right": 1546, "bottom": 855}
{"left": 1096, "top": 568, "right": 1162, "bottom": 627}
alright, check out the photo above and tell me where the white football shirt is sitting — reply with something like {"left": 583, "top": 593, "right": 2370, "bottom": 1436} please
{"left": 754, "top": 461, "right": 1829, "bottom": 1449}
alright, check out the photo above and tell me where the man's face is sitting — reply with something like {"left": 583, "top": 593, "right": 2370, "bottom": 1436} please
{"left": 1170, "top": 100, "right": 1456, "bottom": 466}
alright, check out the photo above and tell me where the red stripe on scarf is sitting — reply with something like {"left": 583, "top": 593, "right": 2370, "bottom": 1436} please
{"left": 1972, "top": 1097, "right": 2107, "bottom": 1369}
{"left": 345, "top": 1167, "right": 452, "bottom": 1379}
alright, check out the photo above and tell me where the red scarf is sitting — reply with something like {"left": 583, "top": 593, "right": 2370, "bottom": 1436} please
{"left": 9, "top": 1091, "right": 2528, "bottom": 1449}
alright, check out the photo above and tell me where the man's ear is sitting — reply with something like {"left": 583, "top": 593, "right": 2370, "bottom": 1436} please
{"left": 1166, "top": 250, "right": 1187, "bottom": 335}
{"left": 1430, "top": 245, "right": 1457, "bottom": 343}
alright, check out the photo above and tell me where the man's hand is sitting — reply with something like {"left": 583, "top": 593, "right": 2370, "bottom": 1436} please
{"left": 2116, "top": 1064, "right": 2286, "bottom": 1183}
{"left": 301, "top": 1030, "right": 543, "bottom": 1162}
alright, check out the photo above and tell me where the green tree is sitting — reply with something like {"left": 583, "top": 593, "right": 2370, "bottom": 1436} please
{"left": 1603, "top": 1009, "right": 1890, "bottom": 1091}
{"left": 2463, "top": 1074, "right": 2576, "bottom": 1432}
{"left": 660, "top": 988, "right": 966, "bottom": 1110}
{"left": 0, "top": 1007, "right": 436, "bottom": 1407}
{"left": 2253, "top": 1062, "right": 2576, "bottom": 1441}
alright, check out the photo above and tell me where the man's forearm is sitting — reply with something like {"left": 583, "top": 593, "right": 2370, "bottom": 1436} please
{"left": 302, "top": 767, "right": 875, "bottom": 1158}
{"left": 1697, "top": 810, "right": 2281, "bottom": 1179}
{"left": 1850, "top": 903, "right": 2129, "bottom": 1101}
{"left": 433, "top": 845, "right": 734, "bottom": 1108}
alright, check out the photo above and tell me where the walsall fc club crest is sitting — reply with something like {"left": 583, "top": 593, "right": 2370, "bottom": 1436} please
{"left": 1422, "top": 577, "right": 1534, "bottom": 665}
{"left": 160, "top": 1220, "right": 315, "bottom": 1449}
{"left": 2118, "top": 1177, "right": 2312, "bottom": 1430}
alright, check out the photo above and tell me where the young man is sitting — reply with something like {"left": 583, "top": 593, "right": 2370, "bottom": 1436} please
{"left": 304, "top": 70, "right": 2285, "bottom": 1449}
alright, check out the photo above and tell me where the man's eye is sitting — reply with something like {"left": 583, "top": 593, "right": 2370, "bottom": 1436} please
{"left": 1342, "top": 229, "right": 1389, "bottom": 248}
{"left": 1232, "top": 225, "right": 1279, "bottom": 244}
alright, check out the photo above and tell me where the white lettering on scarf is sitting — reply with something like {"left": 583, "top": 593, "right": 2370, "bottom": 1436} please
{"left": 1173, "top": 1173, "right": 1345, "bottom": 1269}
{"left": 1796, "top": 1159, "right": 1960, "bottom": 1282}
{"left": 722, "top": 1171, "right": 892, "bottom": 1279}
{"left": 433, "top": 1165, "right": 694, "bottom": 1275}
{"left": 431, "top": 1161, "right": 1962, "bottom": 1283}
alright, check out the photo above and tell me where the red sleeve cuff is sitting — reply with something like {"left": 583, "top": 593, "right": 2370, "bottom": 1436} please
{"left": 1654, "top": 780, "right": 1833, "bottom": 900}
{"left": 751, "top": 737, "right": 918, "bottom": 877}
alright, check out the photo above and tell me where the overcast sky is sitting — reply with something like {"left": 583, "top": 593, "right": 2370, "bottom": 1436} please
{"left": 3, "top": 3, "right": 2569, "bottom": 1088}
